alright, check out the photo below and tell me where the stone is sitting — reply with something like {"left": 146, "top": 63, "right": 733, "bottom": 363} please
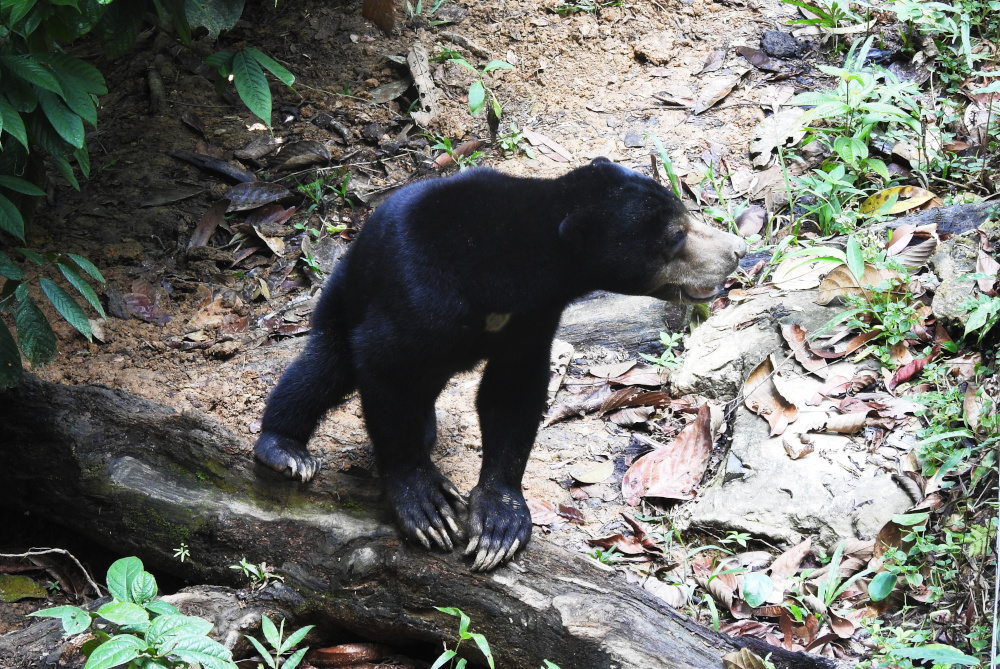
{"left": 556, "top": 292, "right": 688, "bottom": 357}
{"left": 761, "top": 30, "right": 805, "bottom": 58}
{"left": 633, "top": 31, "right": 676, "bottom": 65}
{"left": 929, "top": 231, "right": 979, "bottom": 330}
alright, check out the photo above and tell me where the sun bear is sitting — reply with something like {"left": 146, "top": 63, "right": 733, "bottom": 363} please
{"left": 255, "top": 157, "right": 746, "bottom": 571}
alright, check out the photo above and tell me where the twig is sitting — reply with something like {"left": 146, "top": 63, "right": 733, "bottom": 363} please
{"left": 0, "top": 548, "right": 104, "bottom": 596}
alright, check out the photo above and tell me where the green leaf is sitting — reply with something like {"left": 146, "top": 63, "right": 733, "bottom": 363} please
{"left": 96, "top": 601, "right": 150, "bottom": 626}
{"left": 1, "top": 55, "right": 63, "bottom": 94}
{"left": 469, "top": 632, "right": 494, "bottom": 669}
{"left": 742, "top": 572, "right": 773, "bottom": 608}
{"left": 278, "top": 624, "right": 313, "bottom": 654}
{"left": 36, "top": 88, "right": 85, "bottom": 148}
{"left": 448, "top": 57, "right": 477, "bottom": 72}
{"left": 0, "top": 252, "right": 25, "bottom": 281}
{"left": 0, "top": 175, "right": 46, "bottom": 197}
{"left": 74, "top": 145, "right": 91, "bottom": 179}
{"left": 168, "top": 635, "right": 234, "bottom": 669}
{"left": 3, "top": 72, "right": 39, "bottom": 112}
{"left": 51, "top": 155, "right": 81, "bottom": 190}
{"left": 28, "top": 605, "right": 92, "bottom": 636}
{"left": 244, "top": 47, "right": 294, "bottom": 87}
{"left": 889, "top": 644, "right": 980, "bottom": 666}
{"left": 92, "top": 0, "right": 145, "bottom": 58}
{"left": 430, "top": 649, "right": 457, "bottom": 669}
{"left": 57, "top": 262, "right": 106, "bottom": 318}
{"left": 0, "top": 194, "right": 26, "bottom": 241}
{"left": 482, "top": 60, "right": 514, "bottom": 72}
{"left": 15, "top": 296, "right": 56, "bottom": 366}
{"left": 846, "top": 235, "right": 864, "bottom": 282}
{"left": 891, "top": 512, "right": 929, "bottom": 526}
{"left": 40, "top": 53, "right": 108, "bottom": 95}
{"left": 246, "top": 636, "right": 275, "bottom": 668}
{"left": 82, "top": 634, "right": 147, "bottom": 669}
{"left": 0, "top": 96, "right": 29, "bottom": 149}
{"left": 145, "top": 613, "right": 212, "bottom": 647}
{"left": 232, "top": 50, "right": 271, "bottom": 127}
{"left": 468, "top": 80, "right": 486, "bottom": 116}
{"left": 868, "top": 571, "right": 896, "bottom": 601}
{"left": 283, "top": 647, "right": 309, "bottom": 669}
{"left": 204, "top": 50, "right": 234, "bottom": 71}
{"left": 144, "top": 599, "right": 180, "bottom": 616}
{"left": 16, "top": 248, "right": 45, "bottom": 265}
{"left": 107, "top": 557, "right": 145, "bottom": 603}
{"left": 52, "top": 71, "right": 98, "bottom": 128}
{"left": 67, "top": 253, "right": 105, "bottom": 283}
{"left": 865, "top": 157, "right": 889, "bottom": 181}
{"left": 161, "top": 0, "right": 191, "bottom": 44}
{"left": 261, "top": 614, "right": 280, "bottom": 649}
{"left": 25, "top": 112, "right": 75, "bottom": 156}
{"left": 130, "top": 570, "right": 157, "bottom": 605}
{"left": 6, "top": 0, "right": 38, "bottom": 25}
{"left": 40, "top": 277, "right": 92, "bottom": 340}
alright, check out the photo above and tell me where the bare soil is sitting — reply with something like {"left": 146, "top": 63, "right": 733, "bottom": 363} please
{"left": 22, "top": 0, "right": 812, "bottom": 564}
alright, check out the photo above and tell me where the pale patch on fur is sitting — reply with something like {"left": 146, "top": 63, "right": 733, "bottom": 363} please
{"left": 485, "top": 312, "right": 512, "bottom": 332}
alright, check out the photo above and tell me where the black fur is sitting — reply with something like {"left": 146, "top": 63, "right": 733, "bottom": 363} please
{"left": 255, "top": 157, "right": 746, "bottom": 570}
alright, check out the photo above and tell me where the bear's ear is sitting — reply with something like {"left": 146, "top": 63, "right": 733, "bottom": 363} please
{"left": 590, "top": 156, "right": 612, "bottom": 165}
{"left": 558, "top": 213, "right": 588, "bottom": 246}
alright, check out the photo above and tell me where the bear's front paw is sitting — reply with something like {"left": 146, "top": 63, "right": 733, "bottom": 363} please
{"left": 254, "top": 432, "right": 321, "bottom": 482}
{"left": 385, "top": 467, "right": 466, "bottom": 552}
{"left": 464, "top": 483, "right": 531, "bottom": 572}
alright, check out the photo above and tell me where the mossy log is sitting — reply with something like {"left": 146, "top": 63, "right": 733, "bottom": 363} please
{"left": 0, "top": 375, "right": 842, "bottom": 669}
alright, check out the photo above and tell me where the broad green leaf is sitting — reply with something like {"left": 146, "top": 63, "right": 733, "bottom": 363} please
{"left": 965, "top": 302, "right": 993, "bottom": 336}
{"left": 246, "top": 635, "right": 275, "bottom": 668}
{"left": 0, "top": 194, "right": 26, "bottom": 241}
{"left": 232, "top": 50, "right": 271, "bottom": 127}
{"left": 891, "top": 512, "right": 929, "bottom": 526}
{"left": 865, "top": 157, "right": 889, "bottom": 181}
{"left": 483, "top": 60, "right": 514, "bottom": 72}
{"left": 0, "top": 252, "right": 23, "bottom": 280}
{"left": 0, "top": 96, "right": 29, "bottom": 149}
{"left": 168, "top": 635, "right": 234, "bottom": 669}
{"left": 40, "top": 277, "right": 92, "bottom": 340}
{"left": 130, "top": 570, "right": 157, "bottom": 605}
{"left": 82, "top": 634, "right": 147, "bottom": 669}
{"left": 0, "top": 175, "right": 46, "bottom": 197}
{"left": 96, "top": 601, "right": 149, "bottom": 626}
{"left": 15, "top": 296, "right": 56, "bottom": 366}
{"left": 67, "top": 253, "right": 105, "bottom": 282}
{"left": 144, "top": 599, "right": 179, "bottom": 616}
{"left": 57, "top": 262, "right": 106, "bottom": 318}
{"left": 7, "top": 0, "right": 38, "bottom": 25}
{"left": 25, "top": 109, "right": 76, "bottom": 156}
{"left": 261, "top": 614, "right": 280, "bottom": 649}
{"left": 40, "top": 53, "right": 107, "bottom": 95}
{"left": 0, "top": 320, "right": 23, "bottom": 389}
{"left": 787, "top": 91, "right": 838, "bottom": 107}
{"left": 448, "top": 57, "right": 477, "bottom": 72}
{"left": 74, "top": 145, "right": 91, "bottom": 179}
{"left": 742, "top": 572, "right": 773, "bottom": 608}
{"left": 846, "top": 236, "right": 864, "bottom": 282}
{"left": 204, "top": 50, "right": 234, "bottom": 70}
{"left": 36, "top": 88, "right": 85, "bottom": 148}
{"left": 146, "top": 613, "right": 212, "bottom": 646}
{"left": 17, "top": 248, "right": 45, "bottom": 265}
{"left": 52, "top": 155, "right": 81, "bottom": 190}
{"left": 890, "top": 644, "right": 980, "bottom": 666}
{"left": 468, "top": 80, "right": 486, "bottom": 116}
{"left": 867, "top": 571, "right": 896, "bottom": 601}
{"left": 245, "top": 47, "right": 294, "bottom": 87}
{"left": 92, "top": 0, "right": 145, "bottom": 59}
{"left": 469, "top": 632, "right": 495, "bottom": 669}
{"left": 52, "top": 71, "right": 98, "bottom": 127}
{"left": 1, "top": 55, "right": 63, "bottom": 93}
{"left": 161, "top": 0, "right": 192, "bottom": 44}
{"left": 107, "top": 557, "right": 145, "bottom": 603}
{"left": 28, "top": 605, "right": 91, "bottom": 636}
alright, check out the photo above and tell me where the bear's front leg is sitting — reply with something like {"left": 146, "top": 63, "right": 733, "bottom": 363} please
{"left": 466, "top": 314, "right": 560, "bottom": 571}
{"left": 359, "top": 370, "right": 466, "bottom": 552}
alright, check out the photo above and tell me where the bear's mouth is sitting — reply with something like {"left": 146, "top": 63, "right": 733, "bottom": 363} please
{"left": 681, "top": 284, "right": 723, "bottom": 302}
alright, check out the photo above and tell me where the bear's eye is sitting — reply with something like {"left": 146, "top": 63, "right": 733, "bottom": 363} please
{"left": 662, "top": 229, "right": 687, "bottom": 259}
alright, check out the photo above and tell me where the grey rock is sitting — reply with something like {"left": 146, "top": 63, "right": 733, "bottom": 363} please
{"left": 670, "top": 291, "right": 844, "bottom": 400}
{"left": 556, "top": 292, "right": 688, "bottom": 357}
{"left": 761, "top": 30, "right": 805, "bottom": 58}
{"left": 633, "top": 31, "right": 676, "bottom": 65}
{"left": 929, "top": 231, "right": 978, "bottom": 330}
{"left": 624, "top": 132, "right": 645, "bottom": 148}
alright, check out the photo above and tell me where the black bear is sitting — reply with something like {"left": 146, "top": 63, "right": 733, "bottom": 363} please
{"left": 255, "top": 157, "right": 746, "bottom": 571}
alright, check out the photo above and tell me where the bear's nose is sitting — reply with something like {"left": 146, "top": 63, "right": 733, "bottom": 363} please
{"left": 734, "top": 238, "right": 748, "bottom": 260}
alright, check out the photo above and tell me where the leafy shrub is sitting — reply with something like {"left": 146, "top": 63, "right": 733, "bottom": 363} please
{"left": 30, "top": 556, "right": 237, "bottom": 669}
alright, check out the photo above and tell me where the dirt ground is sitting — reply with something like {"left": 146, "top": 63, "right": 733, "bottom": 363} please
{"left": 22, "top": 0, "right": 813, "bottom": 568}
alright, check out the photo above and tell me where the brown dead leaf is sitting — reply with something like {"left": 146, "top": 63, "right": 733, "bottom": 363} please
{"left": 606, "top": 405, "right": 655, "bottom": 426}
{"left": 977, "top": 248, "right": 999, "bottom": 293}
{"left": 188, "top": 199, "right": 230, "bottom": 247}
{"left": 526, "top": 498, "right": 559, "bottom": 525}
{"left": 769, "top": 257, "right": 840, "bottom": 290}
{"left": 859, "top": 186, "right": 937, "bottom": 214}
{"left": 600, "top": 387, "right": 673, "bottom": 412}
{"left": 945, "top": 352, "right": 980, "bottom": 382}
{"left": 522, "top": 128, "right": 573, "bottom": 162}
{"left": 644, "top": 579, "right": 689, "bottom": 608}
{"left": 820, "top": 411, "right": 867, "bottom": 434}
{"left": 749, "top": 109, "right": 806, "bottom": 167}
{"left": 225, "top": 181, "right": 291, "bottom": 212}
{"left": 621, "top": 404, "right": 712, "bottom": 505}
{"left": 698, "top": 48, "right": 727, "bottom": 74}
{"left": 769, "top": 538, "right": 811, "bottom": 602}
{"left": 743, "top": 356, "right": 798, "bottom": 435}
{"left": 588, "top": 361, "right": 635, "bottom": 379}
{"left": 807, "top": 375, "right": 850, "bottom": 405}
{"left": 850, "top": 368, "right": 879, "bottom": 392}
{"left": 964, "top": 383, "right": 984, "bottom": 435}
{"left": 780, "top": 323, "right": 828, "bottom": 377}
{"left": 570, "top": 460, "right": 614, "bottom": 484}
{"left": 736, "top": 205, "right": 767, "bottom": 237}
{"left": 723, "top": 648, "right": 771, "bottom": 669}
{"left": 887, "top": 345, "right": 939, "bottom": 391}
{"left": 783, "top": 435, "right": 815, "bottom": 459}
{"left": 810, "top": 330, "right": 879, "bottom": 359}
{"left": 362, "top": 0, "right": 395, "bottom": 32}
{"left": 815, "top": 262, "right": 883, "bottom": 305}
{"left": 693, "top": 75, "right": 741, "bottom": 114}
{"left": 737, "top": 46, "right": 780, "bottom": 71}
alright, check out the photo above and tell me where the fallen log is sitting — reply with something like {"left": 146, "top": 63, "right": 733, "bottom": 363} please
{"left": 0, "top": 375, "right": 842, "bottom": 669}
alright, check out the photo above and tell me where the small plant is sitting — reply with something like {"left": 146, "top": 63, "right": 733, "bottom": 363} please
{"left": 496, "top": 123, "right": 535, "bottom": 158}
{"left": 640, "top": 331, "right": 685, "bottom": 370}
{"left": 959, "top": 292, "right": 1000, "bottom": 342}
{"left": 554, "top": 0, "right": 622, "bottom": 13}
{"left": 427, "top": 135, "right": 484, "bottom": 170}
{"left": 302, "top": 251, "right": 323, "bottom": 275}
{"left": 30, "top": 556, "right": 236, "bottom": 669}
{"left": 173, "top": 543, "right": 190, "bottom": 563}
{"left": 246, "top": 615, "right": 314, "bottom": 669}
{"left": 406, "top": 0, "right": 448, "bottom": 23}
{"left": 432, "top": 607, "right": 495, "bottom": 669}
{"left": 230, "top": 558, "right": 284, "bottom": 589}
{"left": 586, "top": 546, "right": 624, "bottom": 564}
{"left": 649, "top": 135, "right": 682, "bottom": 199}
{"left": 817, "top": 542, "right": 872, "bottom": 609}
{"left": 443, "top": 56, "right": 513, "bottom": 119}
{"left": 204, "top": 47, "right": 295, "bottom": 128}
